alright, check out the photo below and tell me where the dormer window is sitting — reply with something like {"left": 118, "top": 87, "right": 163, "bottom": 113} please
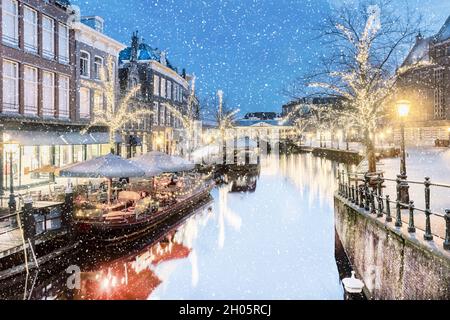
{"left": 80, "top": 51, "right": 90, "bottom": 78}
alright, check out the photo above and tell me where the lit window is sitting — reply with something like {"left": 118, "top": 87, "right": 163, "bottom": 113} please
{"left": 24, "top": 6, "right": 38, "bottom": 53}
{"left": 58, "top": 23, "right": 69, "bottom": 64}
{"left": 167, "top": 81, "right": 172, "bottom": 100}
{"left": 2, "top": 59, "right": 19, "bottom": 113}
{"left": 161, "top": 78, "right": 166, "bottom": 98}
{"left": 153, "top": 75, "right": 160, "bottom": 96}
{"left": 24, "top": 66, "right": 38, "bottom": 115}
{"left": 2, "top": 0, "right": 18, "bottom": 46}
{"left": 42, "top": 71, "right": 55, "bottom": 117}
{"left": 94, "top": 56, "right": 103, "bottom": 80}
{"left": 80, "top": 88, "right": 91, "bottom": 119}
{"left": 153, "top": 102, "right": 159, "bottom": 125}
{"left": 42, "top": 16, "right": 55, "bottom": 59}
{"left": 80, "top": 51, "right": 90, "bottom": 77}
{"left": 94, "top": 91, "right": 104, "bottom": 111}
{"left": 59, "top": 76, "right": 70, "bottom": 118}
{"left": 160, "top": 104, "right": 165, "bottom": 126}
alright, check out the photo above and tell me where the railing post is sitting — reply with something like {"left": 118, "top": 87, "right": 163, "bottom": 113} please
{"left": 23, "top": 196, "right": 36, "bottom": 253}
{"left": 351, "top": 185, "right": 355, "bottom": 203}
{"left": 338, "top": 170, "right": 342, "bottom": 195}
{"left": 395, "top": 178, "right": 402, "bottom": 227}
{"left": 355, "top": 179, "right": 359, "bottom": 206}
{"left": 424, "top": 177, "right": 433, "bottom": 241}
{"left": 444, "top": 209, "right": 450, "bottom": 251}
{"left": 376, "top": 176, "right": 383, "bottom": 218}
{"left": 408, "top": 201, "right": 415, "bottom": 233}
{"left": 385, "top": 195, "right": 392, "bottom": 222}
{"left": 364, "top": 175, "right": 370, "bottom": 211}
{"left": 62, "top": 185, "right": 75, "bottom": 238}
{"left": 359, "top": 183, "right": 364, "bottom": 209}
{"left": 370, "top": 191, "right": 376, "bottom": 215}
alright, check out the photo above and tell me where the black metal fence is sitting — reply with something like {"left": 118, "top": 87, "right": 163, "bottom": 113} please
{"left": 337, "top": 170, "right": 450, "bottom": 251}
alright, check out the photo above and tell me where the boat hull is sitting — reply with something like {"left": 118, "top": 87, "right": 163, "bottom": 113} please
{"left": 74, "top": 185, "right": 213, "bottom": 244}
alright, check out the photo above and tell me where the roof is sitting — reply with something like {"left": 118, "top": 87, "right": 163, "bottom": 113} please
{"left": 402, "top": 36, "right": 432, "bottom": 66}
{"left": 435, "top": 15, "right": 450, "bottom": 42}
{"left": 119, "top": 43, "right": 177, "bottom": 71}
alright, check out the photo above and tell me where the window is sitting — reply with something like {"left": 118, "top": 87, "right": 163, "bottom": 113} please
{"left": 24, "top": 6, "right": 38, "bottom": 53}
{"left": 2, "top": 0, "right": 18, "bottom": 46}
{"left": 42, "top": 16, "right": 55, "bottom": 59}
{"left": 58, "top": 76, "right": 70, "bottom": 118}
{"left": 94, "top": 91, "right": 104, "bottom": 111}
{"left": 58, "top": 23, "right": 69, "bottom": 64}
{"left": 153, "top": 75, "right": 160, "bottom": 96}
{"left": 42, "top": 71, "right": 55, "bottom": 117}
{"left": 80, "top": 88, "right": 91, "bottom": 119}
{"left": 161, "top": 78, "right": 166, "bottom": 98}
{"left": 94, "top": 56, "right": 103, "bottom": 80}
{"left": 167, "top": 81, "right": 172, "bottom": 100}
{"left": 153, "top": 102, "right": 159, "bottom": 125}
{"left": 80, "top": 51, "right": 90, "bottom": 77}
{"left": 2, "top": 60, "right": 19, "bottom": 113}
{"left": 173, "top": 84, "right": 178, "bottom": 102}
{"left": 160, "top": 104, "right": 165, "bottom": 126}
{"left": 24, "top": 66, "right": 38, "bottom": 115}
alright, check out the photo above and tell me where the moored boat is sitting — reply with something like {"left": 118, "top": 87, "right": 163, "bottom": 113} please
{"left": 73, "top": 179, "right": 214, "bottom": 244}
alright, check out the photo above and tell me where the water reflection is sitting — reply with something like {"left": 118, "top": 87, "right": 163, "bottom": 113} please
{"left": 1, "top": 153, "right": 349, "bottom": 300}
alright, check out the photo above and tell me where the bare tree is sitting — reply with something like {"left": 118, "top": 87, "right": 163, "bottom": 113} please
{"left": 286, "top": 0, "right": 427, "bottom": 173}
{"left": 82, "top": 57, "right": 153, "bottom": 153}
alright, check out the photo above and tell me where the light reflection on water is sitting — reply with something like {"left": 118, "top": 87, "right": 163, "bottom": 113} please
{"left": 0, "top": 153, "right": 348, "bottom": 300}
{"left": 149, "top": 153, "right": 345, "bottom": 299}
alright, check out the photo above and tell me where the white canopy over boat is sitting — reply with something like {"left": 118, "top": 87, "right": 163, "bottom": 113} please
{"left": 59, "top": 153, "right": 146, "bottom": 178}
{"left": 59, "top": 153, "right": 146, "bottom": 204}
{"left": 132, "top": 151, "right": 195, "bottom": 173}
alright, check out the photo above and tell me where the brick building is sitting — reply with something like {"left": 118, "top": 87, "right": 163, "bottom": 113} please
{"left": 0, "top": 1, "right": 124, "bottom": 192}
{"left": 118, "top": 32, "right": 198, "bottom": 156}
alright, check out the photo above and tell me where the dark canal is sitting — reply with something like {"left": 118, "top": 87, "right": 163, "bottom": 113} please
{"left": 0, "top": 153, "right": 357, "bottom": 300}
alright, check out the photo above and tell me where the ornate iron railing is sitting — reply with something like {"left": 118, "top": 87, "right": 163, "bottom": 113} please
{"left": 337, "top": 170, "right": 450, "bottom": 251}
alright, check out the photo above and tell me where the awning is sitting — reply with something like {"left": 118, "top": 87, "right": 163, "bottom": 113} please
{"left": 4, "top": 130, "right": 63, "bottom": 146}
{"left": 4, "top": 131, "right": 123, "bottom": 146}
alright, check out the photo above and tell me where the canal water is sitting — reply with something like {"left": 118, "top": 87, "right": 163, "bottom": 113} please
{"left": 0, "top": 153, "right": 353, "bottom": 300}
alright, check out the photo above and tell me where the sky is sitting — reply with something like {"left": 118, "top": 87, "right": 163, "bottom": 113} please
{"left": 72, "top": 0, "right": 450, "bottom": 118}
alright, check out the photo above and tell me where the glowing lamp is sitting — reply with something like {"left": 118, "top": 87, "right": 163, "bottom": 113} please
{"left": 396, "top": 100, "right": 411, "bottom": 118}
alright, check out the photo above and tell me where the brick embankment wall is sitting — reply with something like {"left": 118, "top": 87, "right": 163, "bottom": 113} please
{"left": 334, "top": 194, "right": 450, "bottom": 300}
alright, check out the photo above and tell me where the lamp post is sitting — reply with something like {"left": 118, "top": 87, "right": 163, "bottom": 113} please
{"left": 447, "top": 127, "right": 450, "bottom": 147}
{"left": 396, "top": 100, "right": 411, "bottom": 204}
{"left": 3, "top": 136, "right": 19, "bottom": 213}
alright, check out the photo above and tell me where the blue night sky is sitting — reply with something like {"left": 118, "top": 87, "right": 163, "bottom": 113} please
{"left": 72, "top": 0, "right": 450, "bottom": 117}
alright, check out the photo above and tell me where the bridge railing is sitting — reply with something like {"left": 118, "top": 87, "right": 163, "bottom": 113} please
{"left": 337, "top": 170, "right": 450, "bottom": 251}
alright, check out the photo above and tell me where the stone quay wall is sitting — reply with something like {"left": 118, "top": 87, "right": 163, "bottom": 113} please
{"left": 334, "top": 194, "right": 450, "bottom": 300}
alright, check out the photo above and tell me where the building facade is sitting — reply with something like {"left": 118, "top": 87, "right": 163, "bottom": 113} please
{"left": 118, "top": 32, "right": 197, "bottom": 157}
{"left": 0, "top": 0, "right": 125, "bottom": 192}
{"left": 232, "top": 112, "right": 297, "bottom": 144}
{"left": 394, "top": 16, "right": 450, "bottom": 145}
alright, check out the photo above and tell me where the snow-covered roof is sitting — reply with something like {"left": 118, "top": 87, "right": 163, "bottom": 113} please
{"left": 435, "top": 15, "right": 450, "bottom": 42}
{"left": 119, "top": 43, "right": 177, "bottom": 71}
{"left": 402, "top": 36, "right": 431, "bottom": 66}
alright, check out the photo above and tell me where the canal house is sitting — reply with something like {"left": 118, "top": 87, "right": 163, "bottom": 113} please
{"left": 0, "top": 1, "right": 125, "bottom": 192}
{"left": 118, "top": 32, "right": 199, "bottom": 157}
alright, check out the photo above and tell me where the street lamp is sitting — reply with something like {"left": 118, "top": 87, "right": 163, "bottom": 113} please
{"left": 3, "top": 134, "right": 19, "bottom": 213}
{"left": 447, "top": 127, "right": 450, "bottom": 146}
{"left": 396, "top": 100, "right": 411, "bottom": 203}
